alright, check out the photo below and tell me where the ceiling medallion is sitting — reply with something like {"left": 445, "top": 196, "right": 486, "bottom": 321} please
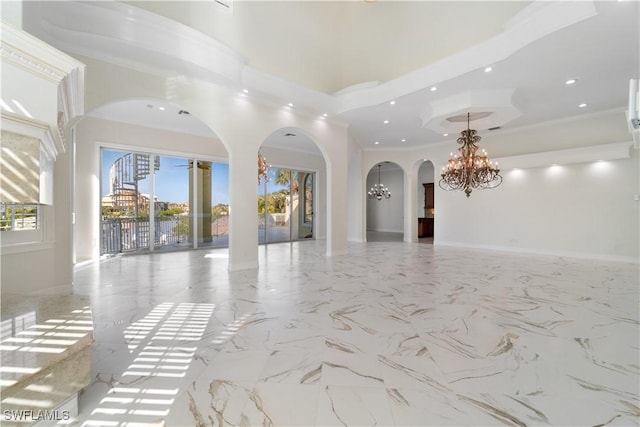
{"left": 439, "top": 113, "right": 502, "bottom": 197}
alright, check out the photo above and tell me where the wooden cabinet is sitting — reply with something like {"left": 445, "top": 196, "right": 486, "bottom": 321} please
{"left": 419, "top": 183, "right": 435, "bottom": 238}
{"left": 418, "top": 217, "right": 434, "bottom": 237}
{"left": 423, "top": 183, "right": 434, "bottom": 211}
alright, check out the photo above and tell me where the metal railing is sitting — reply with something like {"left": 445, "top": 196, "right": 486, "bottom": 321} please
{"left": 101, "top": 217, "right": 189, "bottom": 255}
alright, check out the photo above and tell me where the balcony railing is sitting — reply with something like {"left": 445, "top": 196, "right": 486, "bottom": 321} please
{"left": 101, "top": 217, "right": 189, "bottom": 255}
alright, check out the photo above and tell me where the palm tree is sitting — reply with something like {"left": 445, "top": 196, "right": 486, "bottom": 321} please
{"left": 274, "top": 169, "right": 297, "bottom": 193}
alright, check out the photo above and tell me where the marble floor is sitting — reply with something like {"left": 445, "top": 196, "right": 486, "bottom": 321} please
{"left": 71, "top": 240, "right": 639, "bottom": 426}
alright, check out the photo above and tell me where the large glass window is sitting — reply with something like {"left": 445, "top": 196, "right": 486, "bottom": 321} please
{"left": 100, "top": 148, "right": 228, "bottom": 255}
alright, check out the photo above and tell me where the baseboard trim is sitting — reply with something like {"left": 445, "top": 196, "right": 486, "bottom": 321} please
{"left": 434, "top": 240, "right": 639, "bottom": 264}
{"left": 227, "top": 260, "right": 259, "bottom": 271}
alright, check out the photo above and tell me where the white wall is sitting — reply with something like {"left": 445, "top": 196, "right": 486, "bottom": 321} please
{"left": 366, "top": 165, "right": 404, "bottom": 233}
{"left": 1, "top": 25, "right": 83, "bottom": 294}
{"left": 347, "top": 137, "right": 364, "bottom": 242}
{"left": 436, "top": 153, "right": 640, "bottom": 262}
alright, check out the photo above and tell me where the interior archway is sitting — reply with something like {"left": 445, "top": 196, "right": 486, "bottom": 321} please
{"left": 257, "top": 127, "right": 327, "bottom": 245}
{"left": 365, "top": 161, "right": 404, "bottom": 242}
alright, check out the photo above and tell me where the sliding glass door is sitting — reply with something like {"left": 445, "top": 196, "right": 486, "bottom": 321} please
{"left": 100, "top": 148, "right": 228, "bottom": 255}
{"left": 257, "top": 168, "right": 314, "bottom": 244}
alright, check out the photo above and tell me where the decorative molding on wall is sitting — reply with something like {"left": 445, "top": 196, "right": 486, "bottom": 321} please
{"left": 1, "top": 21, "right": 84, "bottom": 86}
{"left": 495, "top": 141, "right": 633, "bottom": 170}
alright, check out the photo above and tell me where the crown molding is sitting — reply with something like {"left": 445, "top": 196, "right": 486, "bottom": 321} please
{"left": 1, "top": 21, "right": 84, "bottom": 85}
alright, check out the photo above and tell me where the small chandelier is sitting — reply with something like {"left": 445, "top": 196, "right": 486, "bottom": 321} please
{"left": 439, "top": 113, "right": 502, "bottom": 197}
{"left": 368, "top": 164, "right": 391, "bottom": 200}
{"left": 258, "top": 151, "right": 269, "bottom": 184}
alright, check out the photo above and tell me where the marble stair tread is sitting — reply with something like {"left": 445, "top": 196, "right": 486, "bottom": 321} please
{"left": 0, "top": 294, "right": 93, "bottom": 398}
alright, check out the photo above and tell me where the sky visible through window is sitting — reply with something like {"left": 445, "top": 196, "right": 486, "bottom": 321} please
{"left": 101, "top": 150, "right": 230, "bottom": 206}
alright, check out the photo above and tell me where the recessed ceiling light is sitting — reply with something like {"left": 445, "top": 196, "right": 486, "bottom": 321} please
{"left": 390, "top": 101, "right": 396, "bottom": 105}
{"left": 159, "top": 107, "right": 165, "bottom": 111}
{"left": 401, "top": 139, "right": 406, "bottom": 142}
{"left": 484, "top": 66, "right": 493, "bottom": 73}
{"left": 443, "top": 133, "right": 449, "bottom": 137}
{"left": 288, "top": 103, "right": 294, "bottom": 107}
{"left": 430, "top": 86, "right": 437, "bottom": 92}
{"left": 243, "top": 89, "right": 249, "bottom": 93}
{"left": 374, "top": 141, "right": 380, "bottom": 145}
{"left": 579, "top": 103, "right": 588, "bottom": 108}
{"left": 565, "top": 79, "right": 577, "bottom": 85}
{"left": 383, "top": 120, "right": 389, "bottom": 124}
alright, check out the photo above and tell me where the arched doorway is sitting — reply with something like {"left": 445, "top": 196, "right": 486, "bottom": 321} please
{"left": 366, "top": 161, "right": 404, "bottom": 242}
{"left": 257, "top": 127, "right": 327, "bottom": 245}
{"left": 74, "top": 98, "right": 229, "bottom": 260}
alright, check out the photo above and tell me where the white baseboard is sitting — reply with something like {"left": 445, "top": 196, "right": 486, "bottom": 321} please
{"left": 434, "top": 240, "right": 639, "bottom": 264}
{"left": 228, "top": 260, "right": 259, "bottom": 271}
{"left": 367, "top": 228, "right": 403, "bottom": 233}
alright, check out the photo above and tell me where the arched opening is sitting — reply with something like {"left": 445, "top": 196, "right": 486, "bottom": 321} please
{"left": 73, "top": 98, "right": 229, "bottom": 261}
{"left": 366, "top": 161, "right": 404, "bottom": 242}
{"left": 416, "top": 158, "right": 435, "bottom": 244}
{"left": 257, "top": 127, "right": 327, "bottom": 245}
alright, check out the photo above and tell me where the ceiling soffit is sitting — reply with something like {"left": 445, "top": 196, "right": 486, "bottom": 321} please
{"left": 23, "top": 0, "right": 597, "bottom": 115}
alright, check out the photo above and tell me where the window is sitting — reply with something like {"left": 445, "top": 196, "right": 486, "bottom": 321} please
{"left": 0, "top": 130, "right": 52, "bottom": 235}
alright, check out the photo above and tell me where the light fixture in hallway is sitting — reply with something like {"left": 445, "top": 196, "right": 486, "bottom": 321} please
{"left": 258, "top": 151, "right": 269, "bottom": 184}
{"left": 439, "top": 113, "right": 502, "bottom": 197}
{"left": 368, "top": 164, "right": 391, "bottom": 200}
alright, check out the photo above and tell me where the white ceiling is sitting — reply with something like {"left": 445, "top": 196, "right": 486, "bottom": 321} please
{"left": 22, "top": 1, "right": 640, "bottom": 154}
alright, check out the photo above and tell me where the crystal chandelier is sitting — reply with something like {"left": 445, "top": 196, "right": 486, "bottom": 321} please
{"left": 258, "top": 151, "right": 269, "bottom": 184}
{"left": 368, "top": 164, "right": 391, "bottom": 200}
{"left": 439, "top": 113, "right": 502, "bottom": 197}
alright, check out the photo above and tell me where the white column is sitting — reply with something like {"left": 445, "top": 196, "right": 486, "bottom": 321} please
{"left": 404, "top": 169, "right": 418, "bottom": 243}
{"left": 325, "top": 146, "right": 349, "bottom": 256}
{"left": 228, "top": 148, "right": 259, "bottom": 271}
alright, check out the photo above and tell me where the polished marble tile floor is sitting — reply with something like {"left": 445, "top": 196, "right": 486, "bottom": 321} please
{"left": 72, "top": 241, "right": 639, "bottom": 426}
